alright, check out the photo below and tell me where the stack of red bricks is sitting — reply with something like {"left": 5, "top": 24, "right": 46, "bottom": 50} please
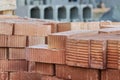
{"left": 26, "top": 24, "right": 120, "bottom": 80}
{"left": 0, "top": 16, "right": 60, "bottom": 80}
{"left": 1, "top": 15, "right": 120, "bottom": 80}
{"left": 26, "top": 30, "right": 99, "bottom": 80}
{"left": 65, "top": 29, "right": 120, "bottom": 80}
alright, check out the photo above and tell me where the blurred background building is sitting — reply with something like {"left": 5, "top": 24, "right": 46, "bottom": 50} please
{"left": 16, "top": 0, "right": 93, "bottom": 22}
{"left": 1, "top": 0, "right": 120, "bottom": 22}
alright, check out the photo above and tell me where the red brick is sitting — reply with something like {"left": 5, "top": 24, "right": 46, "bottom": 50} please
{"left": 9, "top": 48, "right": 26, "bottom": 60}
{"left": 0, "top": 35, "right": 8, "bottom": 47}
{"left": 41, "top": 76, "right": 64, "bottom": 80}
{"left": 66, "top": 39, "right": 90, "bottom": 68}
{"left": 29, "top": 62, "right": 54, "bottom": 76}
{"left": 101, "top": 69, "right": 120, "bottom": 80}
{"left": 0, "top": 72, "right": 8, "bottom": 80}
{"left": 66, "top": 34, "right": 108, "bottom": 69}
{"left": 14, "top": 22, "right": 51, "bottom": 36}
{"left": 100, "top": 21, "right": 112, "bottom": 29}
{"left": 10, "top": 72, "right": 41, "bottom": 80}
{"left": 56, "top": 65, "right": 72, "bottom": 79}
{"left": 71, "top": 22, "right": 88, "bottom": 30}
{"left": 26, "top": 45, "right": 65, "bottom": 64}
{"left": 0, "top": 60, "right": 28, "bottom": 72}
{"left": 57, "top": 22, "right": 71, "bottom": 32}
{"left": 44, "top": 22, "right": 57, "bottom": 33}
{"left": 0, "top": 48, "right": 7, "bottom": 59}
{"left": 48, "top": 30, "right": 97, "bottom": 49}
{"left": 90, "top": 40, "right": 107, "bottom": 69}
{"left": 0, "top": 22, "right": 13, "bottom": 35}
{"left": 56, "top": 65, "right": 99, "bottom": 80}
{"left": 99, "top": 27, "right": 120, "bottom": 34}
{"left": 27, "top": 36, "right": 45, "bottom": 46}
{"left": 87, "top": 22, "right": 100, "bottom": 30}
{"left": 8, "top": 35, "right": 27, "bottom": 47}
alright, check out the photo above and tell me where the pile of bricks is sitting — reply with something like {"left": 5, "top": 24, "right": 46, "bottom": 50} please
{"left": 1, "top": 15, "right": 120, "bottom": 80}
{"left": 26, "top": 21, "right": 120, "bottom": 80}
{"left": 26, "top": 30, "right": 99, "bottom": 80}
{"left": 0, "top": 16, "right": 60, "bottom": 80}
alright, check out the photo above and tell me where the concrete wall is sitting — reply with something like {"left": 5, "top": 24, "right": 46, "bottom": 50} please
{"left": 17, "top": 0, "right": 26, "bottom": 7}
{"left": 15, "top": 6, "right": 29, "bottom": 17}
{"left": 17, "top": 0, "right": 120, "bottom": 8}
{"left": 16, "top": 0, "right": 87, "bottom": 7}
{"left": 16, "top": 4, "right": 93, "bottom": 22}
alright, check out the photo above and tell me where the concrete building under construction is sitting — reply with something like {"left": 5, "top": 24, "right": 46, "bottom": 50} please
{"left": 16, "top": 0, "right": 93, "bottom": 22}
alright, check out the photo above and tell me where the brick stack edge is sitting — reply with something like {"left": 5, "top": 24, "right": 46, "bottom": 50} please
{"left": 0, "top": 16, "right": 120, "bottom": 80}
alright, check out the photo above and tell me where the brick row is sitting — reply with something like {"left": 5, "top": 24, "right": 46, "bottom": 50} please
{"left": 56, "top": 65, "right": 99, "bottom": 80}
{"left": 28, "top": 62, "right": 54, "bottom": 76}
{"left": 101, "top": 69, "right": 120, "bottom": 80}
{"left": 26, "top": 45, "right": 65, "bottom": 64}
{"left": 48, "top": 30, "right": 98, "bottom": 49}
{"left": 0, "top": 35, "right": 27, "bottom": 48}
{"left": 0, "top": 60, "right": 28, "bottom": 72}
{"left": 14, "top": 22, "right": 51, "bottom": 36}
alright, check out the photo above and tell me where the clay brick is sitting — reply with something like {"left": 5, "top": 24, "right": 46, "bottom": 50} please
{"left": 99, "top": 27, "right": 120, "bottom": 34}
{"left": 0, "top": 72, "right": 8, "bottom": 80}
{"left": 0, "top": 60, "right": 28, "bottom": 72}
{"left": 29, "top": 62, "right": 54, "bottom": 76}
{"left": 0, "top": 48, "right": 7, "bottom": 59}
{"left": 27, "top": 36, "right": 45, "bottom": 46}
{"left": 66, "top": 38, "right": 90, "bottom": 68}
{"left": 0, "top": 35, "right": 8, "bottom": 47}
{"left": 14, "top": 22, "right": 51, "bottom": 36}
{"left": 56, "top": 65, "right": 72, "bottom": 79}
{"left": 71, "top": 67, "right": 99, "bottom": 80}
{"left": 66, "top": 34, "right": 108, "bottom": 69}
{"left": 87, "top": 22, "right": 100, "bottom": 30}
{"left": 8, "top": 35, "right": 27, "bottom": 48}
{"left": 10, "top": 72, "right": 41, "bottom": 80}
{"left": 48, "top": 30, "right": 97, "bottom": 49}
{"left": 57, "top": 22, "right": 71, "bottom": 32}
{"left": 9, "top": 48, "right": 26, "bottom": 60}
{"left": 90, "top": 39, "right": 107, "bottom": 69}
{"left": 71, "top": 22, "right": 88, "bottom": 30}
{"left": 44, "top": 22, "right": 57, "bottom": 33}
{"left": 26, "top": 45, "right": 65, "bottom": 64}
{"left": 41, "top": 76, "right": 64, "bottom": 80}
{"left": 101, "top": 69, "right": 120, "bottom": 80}
{"left": 71, "top": 22, "right": 100, "bottom": 30}
{"left": 100, "top": 21, "right": 112, "bottom": 29}
{"left": 56, "top": 65, "right": 99, "bottom": 80}
{"left": 107, "top": 40, "right": 119, "bottom": 69}
{"left": 0, "top": 22, "right": 13, "bottom": 35}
